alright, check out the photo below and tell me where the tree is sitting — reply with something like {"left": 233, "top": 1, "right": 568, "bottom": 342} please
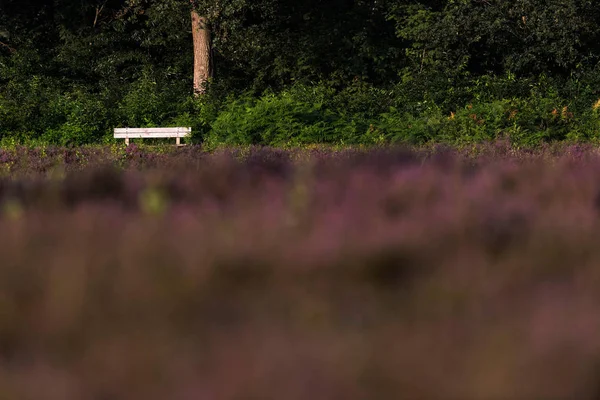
{"left": 189, "top": 0, "right": 255, "bottom": 94}
{"left": 389, "top": 0, "right": 600, "bottom": 78}
{"left": 190, "top": 1, "right": 211, "bottom": 95}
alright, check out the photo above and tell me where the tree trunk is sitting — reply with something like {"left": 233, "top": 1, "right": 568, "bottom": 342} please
{"left": 191, "top": 9, "right": 211, "bottom": 96}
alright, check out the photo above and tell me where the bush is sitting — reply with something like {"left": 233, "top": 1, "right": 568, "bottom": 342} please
{"left": 204, "top": 85, "right": 372, "bottom": 149}
{"left": 41, "top": 89, "right": 112, "bottom": 146}
{"left": 2, "top": 73, "right": 600, "bottom": 148}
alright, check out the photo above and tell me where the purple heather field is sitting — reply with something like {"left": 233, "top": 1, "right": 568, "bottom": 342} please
{"left": 2, "top": 141, "right": 600, "bottom": 399}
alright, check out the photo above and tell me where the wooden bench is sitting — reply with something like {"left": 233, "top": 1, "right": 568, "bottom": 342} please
{"left": 114, "top": 127, "right": 191, "bottom": 146}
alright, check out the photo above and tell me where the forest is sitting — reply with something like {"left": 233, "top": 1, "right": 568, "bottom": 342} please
{"left": 2, "top": 0, "right": 600, "bottom": 146}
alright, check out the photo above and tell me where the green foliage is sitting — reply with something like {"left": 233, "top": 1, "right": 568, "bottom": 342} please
{"left": 117, "top": 69, "right": 170, "bottom": 128}
{"left": 390, "top": 0, "right": 600, "bottom": 78}
{"left": 205, "top": 86, "right": 367, "bottom": 148}
{"left": 3, "top": 0, "right": 600, "bottom": 147}
{"left": 374, "top": 89, "right": 600, "bottom": 147}
{"left": 170, "top": 95, "right": 222, "bottom": 143}
{"left": 42, "top": 89, "right": 111, "bottom": 145}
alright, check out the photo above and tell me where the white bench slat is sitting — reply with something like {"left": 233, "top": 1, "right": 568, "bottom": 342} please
{"left": 114, "top": 127, "right": 191, "bottom": 137}
{"left": 114, "top": 132, "right": 190, "bottom": 139}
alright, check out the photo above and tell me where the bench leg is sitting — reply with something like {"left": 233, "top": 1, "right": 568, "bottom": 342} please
{"left": 125, "top": 138, "right": 130, "bottom": 146}
{"left": 176, "top": 137, "right": 181, "bottom": 146}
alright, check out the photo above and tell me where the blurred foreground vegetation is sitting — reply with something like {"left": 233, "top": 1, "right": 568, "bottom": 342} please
{"left": 1, "top": 143, "right": 600, "bottom": 398}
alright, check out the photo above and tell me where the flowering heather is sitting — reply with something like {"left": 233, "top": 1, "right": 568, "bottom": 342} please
{"left": 2, "top": 142, "right": 600, "bottom": 399}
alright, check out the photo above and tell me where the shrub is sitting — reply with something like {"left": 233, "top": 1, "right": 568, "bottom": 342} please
{"left": 204, "top": 85, "right": 372, "bottom": 149}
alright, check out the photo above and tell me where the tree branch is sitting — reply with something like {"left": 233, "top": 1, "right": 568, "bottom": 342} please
{"left": 0, "top": 40, "right": 16, "bottom": 54}
{"left": 93, "top": 1, "right": 108, "bottom": 28}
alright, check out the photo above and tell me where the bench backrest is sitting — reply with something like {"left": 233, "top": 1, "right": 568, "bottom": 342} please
{"left": 114, "top": 127, "right": 191, "bottom": 139}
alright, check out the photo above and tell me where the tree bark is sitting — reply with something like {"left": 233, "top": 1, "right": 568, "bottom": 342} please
{"left": 191, "top": 9, "right": 211, "bottom": 96}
